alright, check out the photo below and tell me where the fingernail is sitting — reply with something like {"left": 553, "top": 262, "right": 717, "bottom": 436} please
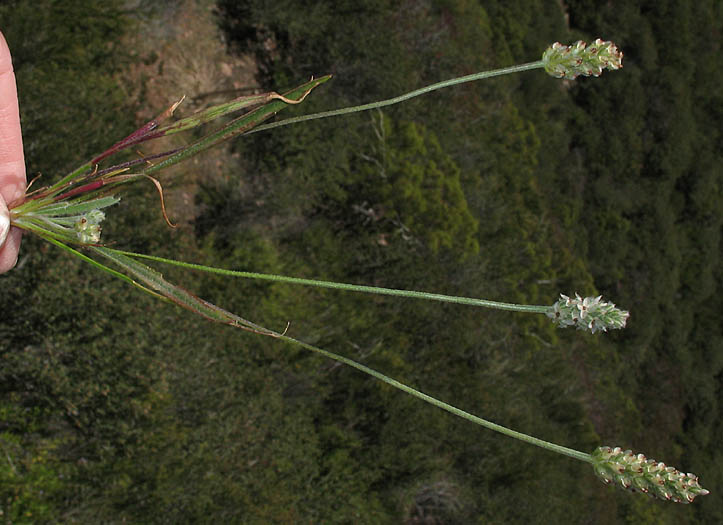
{"left": 0, "top": 210, "right": 10, "bottom": 246}
{"left": 0, "top": 199, "right": 9, "bottom": 248}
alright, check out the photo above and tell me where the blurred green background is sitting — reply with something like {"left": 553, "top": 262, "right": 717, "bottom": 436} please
{"left": 0, "top": 0, "right": 720, "bottom": 522}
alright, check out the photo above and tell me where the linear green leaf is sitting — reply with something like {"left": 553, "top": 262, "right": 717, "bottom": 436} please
{"left": 91, "top": 247, "right": 268, "bottom": 333}
{"left": 144, "top": 75, "right": 331, "bottom": 176}
{"left": 155, "top": 92, "right": 286, "bottom": 136}
{"left": 34, "top": 196, "right": 121, "bottom": 216}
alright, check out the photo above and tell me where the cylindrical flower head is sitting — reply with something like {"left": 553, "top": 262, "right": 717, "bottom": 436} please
{"left": 592, "top": 446, "right": 709, "bottom": 503}
{"left": 546, "top": 293, "right": 629, "bottom": 333}
{"left": 74, "top": 210, "right": 106, "bottom": 244}
{"left": 542, "top": 39, "right": 623, "bottom": 80}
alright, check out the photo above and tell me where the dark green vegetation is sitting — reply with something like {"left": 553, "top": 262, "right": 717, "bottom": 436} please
{"left": 1, "top": 0, "right": 720, "bottom": 522}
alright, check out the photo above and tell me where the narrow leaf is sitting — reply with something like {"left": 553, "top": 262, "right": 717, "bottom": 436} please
{"left": 152, "top": 93, "right": 280, "bottom": 136}
{"left": 144, "top": 75, "right": 331, "bottom": 176}
{"left": 34, "top": 196, "right": 121, "bottom": 217}
{"left": 92, "top": 247, "right": 271, "bottom": 334}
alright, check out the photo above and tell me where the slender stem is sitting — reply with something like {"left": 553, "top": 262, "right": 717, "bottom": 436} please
{"left": 110, "top": 249, "right": 550, "bottom": 314}
{"left": 270, "top": 329, "right": 590, "bottom": 463}
{"left": 247, "top": 61, "right": 545, "bottom": 135}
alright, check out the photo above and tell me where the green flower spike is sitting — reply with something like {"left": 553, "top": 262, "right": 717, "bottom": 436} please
{"left": 547, "top": 293, "right": 629, "bottom": 333}
{"left": 592, "top": 446, "right": 710, "bottom": 503}
{"left": 542, "top": 39, "right": 623, "bottom": 80}
{"left": 74, "top": 209, "right": 106, "bottom": 244}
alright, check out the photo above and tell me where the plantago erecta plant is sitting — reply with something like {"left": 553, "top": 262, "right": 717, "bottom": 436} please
{"left": 5, "top": 39, "right": 708, "bottom": 505}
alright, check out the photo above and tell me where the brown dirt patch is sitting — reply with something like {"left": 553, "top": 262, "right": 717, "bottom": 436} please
{"left": 120, "top": 0, "right": 259, "bottom": 227}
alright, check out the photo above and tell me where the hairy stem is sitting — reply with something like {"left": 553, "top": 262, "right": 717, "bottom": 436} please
{"left": 272, "top": 329, "right": 590, "bottom": 463}
{"left": 111, "top": 249, "right": 550, "bottom": 314}
{"left": 247, "top": 61, "right": 545, "bottom": 134}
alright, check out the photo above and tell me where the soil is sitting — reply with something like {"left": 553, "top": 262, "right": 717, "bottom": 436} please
{"left": 120, "top": 0, "right": 259, "bottom": 228}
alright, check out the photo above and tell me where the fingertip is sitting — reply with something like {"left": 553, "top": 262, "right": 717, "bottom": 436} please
{"left": 0, "top": 30, "right": 11, "bottom": 75}
{"left": 0, "top": 28, "right": 26, "bottom": 193}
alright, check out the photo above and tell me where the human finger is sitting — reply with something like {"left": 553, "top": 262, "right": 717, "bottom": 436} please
{"left": 0, "top": 30, "right": 26, "bottom": 273}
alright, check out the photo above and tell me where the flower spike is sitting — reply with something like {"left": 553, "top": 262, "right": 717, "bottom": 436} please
{"left": 592, "top": 446, "right": 709, "bottom": 503}
{"left": 543, "top": 39, "right": 623, "bottom": 80}
{"left": 74, "top": 209, "right": 106, "bottom": 244}
{"left": 547, "top": 293, "right": 629, "bottom": 333}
